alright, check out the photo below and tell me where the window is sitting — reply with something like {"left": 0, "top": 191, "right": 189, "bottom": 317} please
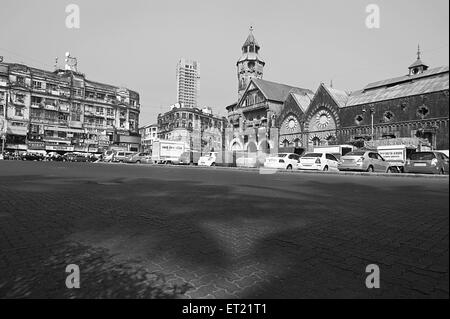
{"left": 33, "top": 81, "right": 43, "bottom": 89}
{"left": 368, "top": 153, "right": 378, "bottom": 159}
{"left": 58, "top": 131, "right": 67, "bottom": 138}
{"left": 15, "top": 94, "right": 25, "bottom": 104}
{"left": 326, "top": 154, "right": 337, "bottom": 162}
{"left": 15, "top": 107, "right": 23, "bottom": 117}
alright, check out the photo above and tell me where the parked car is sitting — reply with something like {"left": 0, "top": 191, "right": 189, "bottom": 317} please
{"left": 21, "top": 152, "right": 44, "bottom": 161}
{"left": 113, "top": 151, "right": 135, "bottom": 163}
{"left": 264, "top": 153, "right": 301, "bottom": 170}
{"left": 125, "top": 152, "right": 151, "bottom": 164}
{"left": 338, "top": 150, "right": 393, "bottom": 173}
{"left": 198, "top": 152, "right": 218, "bottom": 167}
{"left": 299, "top": 153, "right": 339, "bottom": 171}
{"left": 101, "top": 150, "right": 116, "bottom": 162}
{"left": 404, "top": 151, "right": 449, "bottom": 175}
{"left": 46, "top": 152, "right": 64, "bottom": 162}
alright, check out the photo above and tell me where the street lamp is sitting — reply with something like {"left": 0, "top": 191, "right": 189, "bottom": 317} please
{"left": 362, "top": 105, "right": 375, "bottom": 141}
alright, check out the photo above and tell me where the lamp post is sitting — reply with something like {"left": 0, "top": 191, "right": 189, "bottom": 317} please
{"left": 363, "top": 105, "right": 375, "bottom": 141}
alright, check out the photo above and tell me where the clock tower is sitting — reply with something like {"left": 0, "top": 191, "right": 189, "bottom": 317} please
{"left": 237, "top": 26, "right": 265, "bottom": 100}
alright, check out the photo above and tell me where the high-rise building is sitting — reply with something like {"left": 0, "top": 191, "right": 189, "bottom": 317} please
{"left": 176, "top": 58, "right": 200, "bottom": 109}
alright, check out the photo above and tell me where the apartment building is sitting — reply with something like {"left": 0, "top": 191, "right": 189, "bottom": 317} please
{"left": 0, "top": 58, "right": 141, "bottom": 153}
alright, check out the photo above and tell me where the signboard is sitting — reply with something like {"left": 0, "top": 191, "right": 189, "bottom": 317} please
{"left": 377, "top": 146, "right": 407, "bottom": 163}
{"left": 27, "top": 141, "right": 46, "bottom": 150}
{"left": 45, "top": 145, "right": 75, "bottom": 152}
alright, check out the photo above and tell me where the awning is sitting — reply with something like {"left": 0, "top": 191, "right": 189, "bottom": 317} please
{"left": 6, "top": 126, "right": 27, "bottom": 136}
{"left": 44, "top": 126, "right": 85, "bottom": 133}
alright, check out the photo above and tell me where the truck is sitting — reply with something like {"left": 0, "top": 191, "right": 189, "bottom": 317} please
{"left": 152, "top": 140, "right": 187, "bottom": 164}
{"left": 377, "top": 145, "right": 417, "bottom": 173}
{"left": 313, "top": 145, "right": 354, "bottom": 157}
{"left": 373, "top": 138, "right": 431, "bottom": 173}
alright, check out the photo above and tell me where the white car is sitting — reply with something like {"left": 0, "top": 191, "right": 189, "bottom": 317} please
{"left": 264, "top": 153, "right": 301, "bottom": 170}
{"left": 299, "top": 153, "right": 339, "bottom": 171}
{"left": 198, "top": 152, "right": 218, "bottom": 167}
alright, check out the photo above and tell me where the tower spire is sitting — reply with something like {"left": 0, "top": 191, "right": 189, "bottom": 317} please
{"left": 417, "top": 44, "right": 421, "bottom": 60}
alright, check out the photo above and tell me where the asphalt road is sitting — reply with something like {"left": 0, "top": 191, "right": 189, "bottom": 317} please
{"left": 0, "top": 161, "right": 448, "bottom": 299}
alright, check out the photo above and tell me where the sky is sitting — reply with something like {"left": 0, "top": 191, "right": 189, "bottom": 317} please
{"left": 0, "top": 0, "right": 448, "bottom": 126}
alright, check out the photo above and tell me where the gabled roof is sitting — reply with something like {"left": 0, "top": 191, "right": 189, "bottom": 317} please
{"left": 322, "top": 85, "right": 350, "bottom": 108}
{"left": 251, "top": 78, "right": 314, "bottom": 103}
{"left": 290, "top": 92, "right": 314, "bottom": 113}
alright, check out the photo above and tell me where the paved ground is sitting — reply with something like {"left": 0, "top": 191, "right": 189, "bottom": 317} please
{"left": 0, "top": 161, "right": 448, "bottom": 299}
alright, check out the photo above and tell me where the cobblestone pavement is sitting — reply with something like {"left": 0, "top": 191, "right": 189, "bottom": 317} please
{"left": 0, "top": 161, "right": 448, "bottom": 299}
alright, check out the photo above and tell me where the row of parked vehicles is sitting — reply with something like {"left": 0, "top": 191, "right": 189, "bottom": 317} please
{"left": 101, "top": 146, "right": 449, "bottom": 175}
{"left": 0, "top": 151, "right": 100, "bottom": 162}
{"left": 263, "top": 150, "right": 449, "bottom": 175}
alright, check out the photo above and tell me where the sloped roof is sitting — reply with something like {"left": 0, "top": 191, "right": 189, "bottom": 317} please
{"left": 323, "top": 85, "right": 350, "bottom": 108}
{"left": 364, "top": 66, "right": 448, "bottom": 90}
{"left": 290, "top": 92, "right": 314, "bottom": 113}
{"left": 346, "top": 70, "right": 449, "bottom": 107}
{"left": 243, "top": 31, "right": 259, "bottom": 48}
{"left": 237, "top": 53, "right": 265, "bottom": 64}
{"left": 409, "top": 58, "right": 428, "bottom": 69}
{"left": 252, "top": 78, "right": 314, "bottom": 103}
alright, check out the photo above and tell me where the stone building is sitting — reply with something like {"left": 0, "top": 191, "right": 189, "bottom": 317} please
{"left": 270, "top": 50, "right": 449, "bottom": 152}
{"left": 0, "top": 55, "right": 141, "bottom": 153}
{"left": 226, "top": 29, "right": 449, "bottom": 161}
{"left": 225, "top": 27, "right": 314, "bottom": 163}
{"left": 157, "top": 104, "right": 226, "bottom": 154}
{"left": 290, "top": 50, "right": 449, "bottom": 151}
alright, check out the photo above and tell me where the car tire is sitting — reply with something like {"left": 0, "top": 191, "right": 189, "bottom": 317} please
{"left": 286, "top": 165, "right": 293, "bottom": 171}
{"left": 136, "top": 160, "right": 141, "bottom": 164}
{"left": 367, "top": 166, "right": 374, "bottom": 173}
{"left": 387, "top": 167, "right": 394, "bottom": 174}
{"left": 323, "top": 166, "right": 329, "bottom": 172}
{"left": 211, "top": 163, "right": 216, "bottom": 167}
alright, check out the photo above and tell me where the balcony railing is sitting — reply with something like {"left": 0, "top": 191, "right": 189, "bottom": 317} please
{"left": 242, "top": 101, "right": 269, "bottom": 113}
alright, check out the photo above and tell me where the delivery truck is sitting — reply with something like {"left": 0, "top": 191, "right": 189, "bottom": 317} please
{"left": 152, "top": 140, "right": 187, "bottom": 164}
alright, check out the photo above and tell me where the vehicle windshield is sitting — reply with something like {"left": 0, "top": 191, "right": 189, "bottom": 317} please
{"left": 345, "top": 151, "right": 366, "bottom": 156}
{"left": 277, "top": 154, "right": 287, "bottom": 158}
{"left": 303, "top": 153, "right": 322, "bottom": 158}
{"left": 410, "top": 152, "right": 436, "bottom": 161}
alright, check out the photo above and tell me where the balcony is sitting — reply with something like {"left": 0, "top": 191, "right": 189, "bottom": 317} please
{"left": 10, "top": 81, "right": 29, "bottom": 89}
{"left": 59, "top": 104, "right": 70, "bottom": 113}
{"left": 84, "top": 110, "right": 96, "bottom": 116}
{"left": 241, "top": 101, "right": 269, "bottom": 113}
{"left": 44, "top": 104, "right": 58, "bottom": 111}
